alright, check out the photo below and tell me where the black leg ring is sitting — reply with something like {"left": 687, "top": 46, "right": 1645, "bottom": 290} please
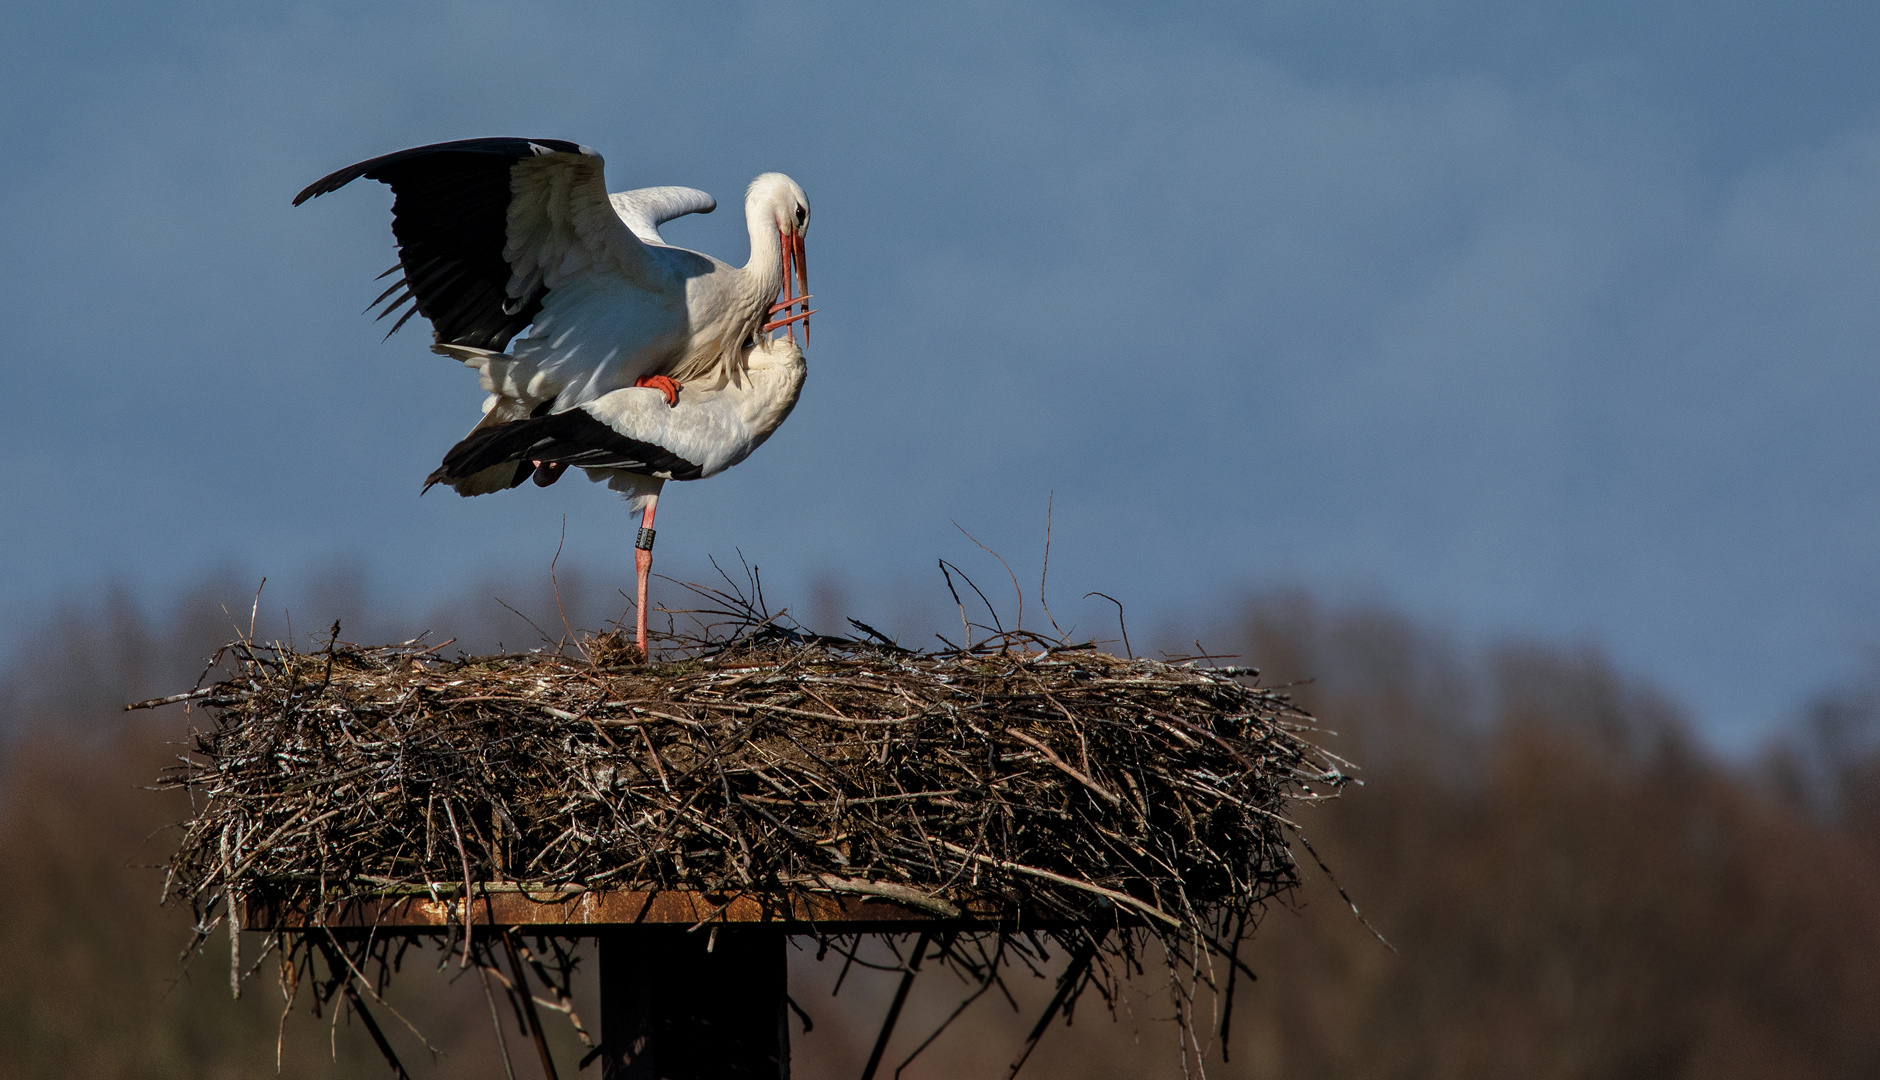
{"left": 636, "top": 527, "right": 656, "bottom": 551}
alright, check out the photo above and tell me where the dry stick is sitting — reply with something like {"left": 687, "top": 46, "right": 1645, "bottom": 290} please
{"left": 517, "top": 938, "right": 595, "bottom": 1048}
{"left": 1003, "top": 728, "right": 1121, "bottom": 806}
{"left": 741, "top": 700, "right": 918, "bottom": 725}
{"left": 1212, "top": 912, "right": 1247, "bottom": 1063}
{"left": 1005, "top": 936, "right": 1098, "bottom": 1080}
{"left": 479, "top": 944, "right": 537, "bottom": 1035}
{"left": 941, "top": 559, "right": 1005, "bottom": 637}
{"left": 318, "top": 620, "right": 342, "bottom": 693}
{"left": 442, "top": 800, "right": 477, "bottom": 968}
{"left": 800, "top": 683, "right": 852, "bottom": 719}
{"left": 495, "top": 597, "right": 561, "bottom": 652}
{"left": 894, "top": 938, "right": 1009, "bottom": 1080}
{"left": 786, "top": 994, "right": 816, "bottom": 1034}
{"left": 846, "top": 617, "right": 904, "bottom": 649}
{"left": 401, "top": 636, "right": 458, "bottom": 659}
{"left": 342, "top": 979, "right": 412, "bottom": 1080}
{"left": 475, "top": 948, "right": 521, "bottom": 1080}
{"left": 783, "top": 874, "right": 961, "bottom": 917}
{"left": 1084, "top": 593, "right": 1132, "bottom": 659}
{"left": 1148, "top": 708, "right": 1259, "bottom": 772}
{"left": 937, "top": 560, "right": 974, "bottom": 647}
{"left": 830, "top": 936, "right": 862, "bottom": 997}
{"left": 503, "top": 931, "right": 561, "bottom": 1080}
{"left": 858, "top": 932, "right": 932, "bottom": 1080}
{"left": 276, "top": 937, "right": 297, "bottom": 1072}
{"left": 315, "top": 939, "right": 412, "bottom": 1080}
{"left": 1038, "top": 493, "right": 1067, "bottom": 638}
{"left": 953, "top": 520, "right": 1023, "bottom": 633}
{"left": 317, "top": 930, "right": 444, "bottom": 1055}
{"left": 936, "top": 842, "right": 1182, "bottom": 930}
{"left": 1294, "top": 831, "right": 1395, "bottom": 951}
{"left": 549, "top": 517, "right": 587, "bottom": 663}
{"left": 203, "top": 805, "right": 327, "bottom": 884}
{"left": 126, "top": 686, "right": 215, "bottom": 710}
{"left": 222, "top": 822, "right": 242, "bottom": 1000}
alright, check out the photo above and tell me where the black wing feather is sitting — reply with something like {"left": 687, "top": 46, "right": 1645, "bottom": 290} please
{"left": 294, "top": 137, "right": 594, "bottom": 350}
{"left": 426, "top": 409, "right": 705, "bottom": 490}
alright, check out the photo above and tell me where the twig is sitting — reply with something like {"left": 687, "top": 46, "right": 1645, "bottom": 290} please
{"left": 954, "top": 520, "right": 1023, "bottom": 633}
{"left": 859, "top": 932, "right": 932, "bottom": 1080}
{"left": 937, "top": 842, "right": 1182, "bottom": 930}
{"left": 1004, "top": 728, "right": 1121, "bottom": 806}
{"left": 504, "top": 931, "right": 561, "bottom": 1080}
{"left": 443, "top": 800, "right": 476, "bottom": 969}
{"left": 1084, "top": 593, "right": 1132, "bottom": 659}
{"left": 1038, "top": 493, "right": 1066, "bottom": 639}
{"left": 1006, "top": 936, "right": 1097, "bottom": 1079}
{"left": 316, "top": 939, "right": 412, "bottom": 1080}
{"left": 126, "top": 687, "right": 214, "bottom": 711}
{"left": 475, "top": 948, "right": 520, "bottom": 1080}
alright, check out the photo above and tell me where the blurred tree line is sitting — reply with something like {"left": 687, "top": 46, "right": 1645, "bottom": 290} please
{"left": 1, "top": 574, "right": 1876, "bottom": 1079}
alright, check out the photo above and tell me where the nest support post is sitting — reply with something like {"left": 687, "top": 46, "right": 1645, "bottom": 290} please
{"left": 599, "top": 927, "right": 790, "bottom": 1080}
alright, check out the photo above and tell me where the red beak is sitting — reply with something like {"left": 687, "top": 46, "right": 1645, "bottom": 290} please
{"left": 793, "top": 232, "right": 809, "bottom": 341}
{"left": 765, "top": 228, "right": 812, "bottom": 344}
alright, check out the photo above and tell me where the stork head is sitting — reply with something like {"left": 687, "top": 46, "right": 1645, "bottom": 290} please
{"left": 750, "top": 173, "right": 812, "bottom": 342}
{"left": 749, "top": 172, "right": 810, "bottom": 237}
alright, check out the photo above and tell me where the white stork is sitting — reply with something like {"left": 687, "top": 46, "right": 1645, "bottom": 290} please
{"left": 294, "top": 138, "right": 813, "bottom": 656}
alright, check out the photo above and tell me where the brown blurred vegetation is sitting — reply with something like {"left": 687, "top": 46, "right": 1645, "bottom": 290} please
{"left": 3, "top": 577, "right": 1878, "bottom": 1079}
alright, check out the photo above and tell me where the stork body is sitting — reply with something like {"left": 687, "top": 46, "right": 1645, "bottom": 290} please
{"left": 295, "top": 139, "right": 813, "bottom": 654}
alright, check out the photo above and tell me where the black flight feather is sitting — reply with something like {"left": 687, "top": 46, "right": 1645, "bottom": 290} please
{"left": 294, "top": 138, "right": 594, "bottom": 350}
{"left": 426, "top": 409, "right": 704, "bottom": 491}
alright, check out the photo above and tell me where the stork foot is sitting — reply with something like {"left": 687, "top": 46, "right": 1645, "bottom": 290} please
{"left": 635, "top": 374, "right": 680, "bottom": 407}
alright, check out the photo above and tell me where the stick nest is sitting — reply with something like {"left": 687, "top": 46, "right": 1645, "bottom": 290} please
{"left": 153, "top": 587, "right": 1354, "bottom": 1070}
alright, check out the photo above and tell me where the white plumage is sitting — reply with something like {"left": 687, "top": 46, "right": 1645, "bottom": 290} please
{"left": 295, "top": 138, "right": 814, "bottom": 654}
{"left": 437, "top": 335, "right": 806, "bottom": 503}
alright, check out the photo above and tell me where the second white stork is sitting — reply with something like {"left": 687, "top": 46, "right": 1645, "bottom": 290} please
{"left": 294, "top": 138, "right": 814, "bottom": 656}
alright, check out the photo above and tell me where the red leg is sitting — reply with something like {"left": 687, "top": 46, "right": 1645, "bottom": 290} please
{"left": 635, "top": 496, "right": 659, "bottom": 658}
{"left": 634, "top": 374, "right": 680, "bottom": 407}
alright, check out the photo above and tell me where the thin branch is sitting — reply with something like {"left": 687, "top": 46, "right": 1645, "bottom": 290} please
{"left": 859, "top": 932, "right": 932, "bottom": 1080}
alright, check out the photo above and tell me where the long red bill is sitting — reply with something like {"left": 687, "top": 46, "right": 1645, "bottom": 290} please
{"left": 791, "top": 232, "right": 809, "bottom": 343}
{"left": 774, "top": 229, "right": 812, "bottom": 344}
{"left": 775, "top": 228, "right": 796, "bottom": 344}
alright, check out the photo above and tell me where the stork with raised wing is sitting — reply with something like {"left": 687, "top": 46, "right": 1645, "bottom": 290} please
{"left": 294, "top": 139, "right": 814, "bottom": 656}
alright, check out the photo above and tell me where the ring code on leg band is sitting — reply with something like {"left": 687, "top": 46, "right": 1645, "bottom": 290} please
{"left": 636, "top": 528, "right": 657, "bottom": 551}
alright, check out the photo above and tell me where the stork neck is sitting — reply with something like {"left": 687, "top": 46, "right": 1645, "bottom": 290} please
{"left": 743, "top": 202, "right": 785, "bottom": 300}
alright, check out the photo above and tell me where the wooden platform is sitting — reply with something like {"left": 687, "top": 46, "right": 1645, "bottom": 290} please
{"left": 242, "top": 886, "right": 1091, "bottom": 1079}
{"left": 241, "top": 884, "right": 1037, "bottom": 935}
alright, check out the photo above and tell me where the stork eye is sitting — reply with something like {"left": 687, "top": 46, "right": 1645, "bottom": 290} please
{"left": 794, "top": 206, "right": 806, "bottom": 225}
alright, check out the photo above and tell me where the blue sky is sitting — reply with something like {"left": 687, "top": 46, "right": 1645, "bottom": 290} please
{"left": 3, "top": 0, "right": 1878, "bottom": 751}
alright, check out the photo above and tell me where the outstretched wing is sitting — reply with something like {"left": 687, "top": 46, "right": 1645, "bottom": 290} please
{"left": 294, "top": 138, "right": 662, "bottom": 350}
{"left": 609, "top": 186, "right": 716, "bottom": 246}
